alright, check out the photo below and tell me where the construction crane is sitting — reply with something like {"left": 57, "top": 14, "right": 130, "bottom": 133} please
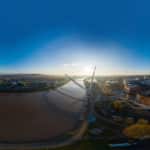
{"left": 64, "top": 66, "right": 97, "bottom": 123}
{"left": 65, "top": 74, "right": 85, "bottom": 90}
{"left": 87, "top": 66, "right": 96, "bottom": 123}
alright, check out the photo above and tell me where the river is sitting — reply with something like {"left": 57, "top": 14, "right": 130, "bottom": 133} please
{"left": 0, "top": 79, "right": 86, "bottom": 142}
{"left": 47, "top": 79, "right": 86, "bottom": 113}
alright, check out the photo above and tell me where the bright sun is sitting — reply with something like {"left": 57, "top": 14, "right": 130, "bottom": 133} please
{"left": 83, "top": 65, "right": 93, "bottom": 75}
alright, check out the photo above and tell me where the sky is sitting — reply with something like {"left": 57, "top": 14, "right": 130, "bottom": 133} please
{"left": 0, "top": 0, "right": 150, "bottom": 75}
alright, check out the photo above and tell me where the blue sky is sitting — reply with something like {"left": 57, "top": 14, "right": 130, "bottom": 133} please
{"left": 0, "top": 0, "right": 150, "bottom": 75}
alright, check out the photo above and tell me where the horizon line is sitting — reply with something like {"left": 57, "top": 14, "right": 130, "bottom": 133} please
{"left": 0, "top": 73, "right": 150, "bottom": 77}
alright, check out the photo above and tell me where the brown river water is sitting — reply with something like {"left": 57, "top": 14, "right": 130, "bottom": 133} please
{"left": 0, "top": 79, "right": 86, "bottom": 142}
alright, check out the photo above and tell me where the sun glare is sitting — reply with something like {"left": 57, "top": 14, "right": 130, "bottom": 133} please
{"left": 83, "top": 65, "right": 93, "bottom": 75}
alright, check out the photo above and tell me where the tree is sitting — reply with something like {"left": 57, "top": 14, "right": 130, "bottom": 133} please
{"left": 125, "top": 117, "right": 134, "bottom": 125}
{"left": 137, "top": 119, "right": 149, "bottom": 125}
{"left": 123, "top": 124, "right": 150, "bottom": 139}
{"left": 112, "top": 100, "right": 122, "bottom": 112}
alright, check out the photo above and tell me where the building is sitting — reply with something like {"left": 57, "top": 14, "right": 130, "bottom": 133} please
{"left": 105, "top": 80, "right": 121, "bottom": 89}
{"left": 124, "top": 79, "right": 142, "bottom": 94}
{"left": 136, "top": 94, "right": 150, "bottom": 106}
{"left": 124, "top": 84, "right": 141, "bottom": 94}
